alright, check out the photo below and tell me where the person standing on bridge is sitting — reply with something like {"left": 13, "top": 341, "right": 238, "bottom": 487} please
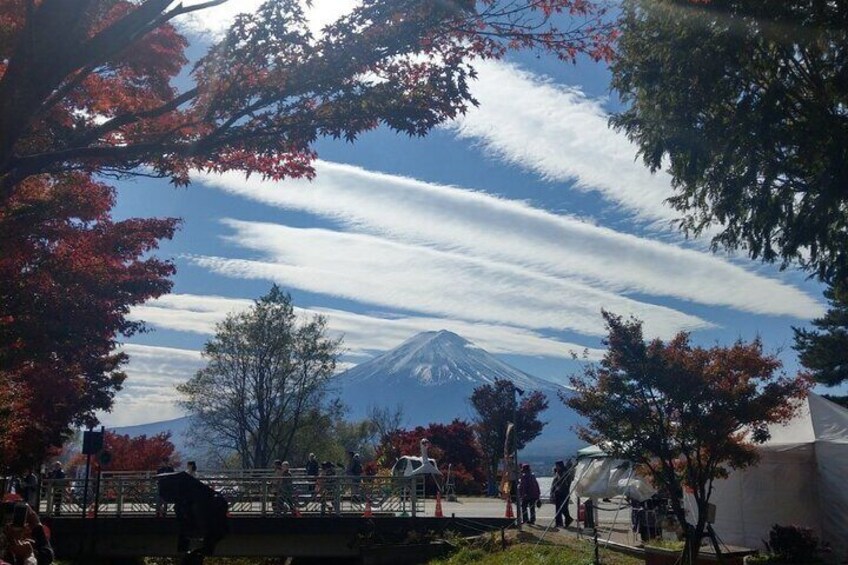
{"left": 305, "top": 453, "right": 319, "bottom": 493}
{"left": 273, "top": 461, "right": 294, "bottom": 516}
{"left": 346, "top": 452, "right": 363, "bottom": 503}
{"left": 156, "top": 456, "right": 175, "bottom": 517}
{"left": 47, "top": 463, "right": 64, "bottom": 517}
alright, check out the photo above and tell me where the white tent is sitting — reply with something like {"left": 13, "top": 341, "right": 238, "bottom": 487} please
{"left": 708, "top": 393, "right": 848, "bottom": 559}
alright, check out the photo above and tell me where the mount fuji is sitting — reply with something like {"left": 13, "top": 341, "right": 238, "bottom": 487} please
{"left": 332, "top": 330, "right": 584, "bottom": 455}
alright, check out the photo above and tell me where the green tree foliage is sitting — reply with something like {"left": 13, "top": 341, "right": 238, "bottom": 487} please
{"left": 567, "top": 312, "right": 810, "bottom": 564}
{"left": 178, "top": 285, "right": 342, "bottom": 468}
{"left": 470, "top": 379, "right": 548, "bottom": 489}
{"left": 794, "top": 284, "right": 848, "bottom": 386}
{"left": 610, "top": 0, "right": 848, "bottom": 284}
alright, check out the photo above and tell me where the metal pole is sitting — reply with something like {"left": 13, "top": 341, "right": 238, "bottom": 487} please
{"left": 513, "top": 384, "right": 522, "bottom": 526}
{"left": 82, "top": 452, "right": 91, "bottom": 518}
{"left": 93, "top": 465, "right": 102, "bottom": 519}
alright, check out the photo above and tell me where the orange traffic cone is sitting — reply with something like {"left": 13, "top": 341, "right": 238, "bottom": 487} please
{"left": 434, "top": 491, "right": 444, "bottom": 518}
{"left": 504, "top": 497, "right": 515, "bottom": 519}
{"left": 363, "top": 496, "right": 373, "bottom": 518}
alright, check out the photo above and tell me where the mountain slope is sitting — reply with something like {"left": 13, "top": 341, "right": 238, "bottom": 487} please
{"left": 333, "top": 330, "right": 582, "bottom": 455}
{"left": 338, "top": 330, "right": 559, "bottom": 391}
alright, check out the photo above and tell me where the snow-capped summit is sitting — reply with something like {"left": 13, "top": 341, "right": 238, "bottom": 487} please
{"left": 331, "top": 330, "right": 582, "bottom": 453}
{"left": 338, "top": 329, "right": 558, "bottom": 391}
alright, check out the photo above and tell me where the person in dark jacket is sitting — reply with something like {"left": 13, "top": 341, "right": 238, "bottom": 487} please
{"left": 550, "top": 459, "right": 575, "bottom": 527}
{"left": 518, "top": 464, "right": 541, "bottom": 524}
{"left": 47, "top": 463, "right": 64, "bottom": 517}
{"left": 156, "top": 456, "right": 175, "bottom": 517}
{"left": 305, "top": 453, "right": 319, "bottom": 493}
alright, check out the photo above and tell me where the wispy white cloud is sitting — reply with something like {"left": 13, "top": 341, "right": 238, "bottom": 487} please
{"left": 177, "top": 0, "right": 359, "bottom": 39}
{"left": 196, "top": 162, "right": 822, "bottom": 320}
{"left": 188, "top": 221, "right": 711, "bottom": 339}
{"left": 449, "top": 60, "right": 677, "bottom": 225}
{"left": 99, "top": 344, "right": 204, "bottom": 427}
{"left": 131, "top": 293, "right": 605, "bottom": 360}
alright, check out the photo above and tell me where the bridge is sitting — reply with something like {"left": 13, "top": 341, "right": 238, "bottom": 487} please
{"left": 37, "top": 471, "right": 514, "bottom": 564}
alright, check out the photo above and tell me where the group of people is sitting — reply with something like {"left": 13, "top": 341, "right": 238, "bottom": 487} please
{"left": 272, "top": 451, "right": 364, "bottom": 516}
{"left": 512, "top": 459, "right": 576, "bottom": 527}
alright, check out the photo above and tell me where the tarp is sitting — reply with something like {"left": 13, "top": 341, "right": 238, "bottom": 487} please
{"left": 572, "top": 450, "right": 656, "bottom": 502}
{"left": 708, "top": 394, "right": 848, "bottom": 559}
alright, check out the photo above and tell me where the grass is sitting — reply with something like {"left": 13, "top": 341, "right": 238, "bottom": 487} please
{"left": 430, "top": 533, "right": 642, "bottom": 565}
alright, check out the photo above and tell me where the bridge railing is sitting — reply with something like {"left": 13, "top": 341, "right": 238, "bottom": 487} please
{"left": 39, "top": 474, "right": 426, "bottom": 518}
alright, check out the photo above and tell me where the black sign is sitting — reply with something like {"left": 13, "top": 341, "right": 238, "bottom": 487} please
{"left": 82, "top": 429, "right": 104, "bottom": 455}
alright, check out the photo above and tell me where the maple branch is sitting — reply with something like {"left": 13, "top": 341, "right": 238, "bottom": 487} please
{"left": 75, "top": 88, "right": 200, "bottom": 146}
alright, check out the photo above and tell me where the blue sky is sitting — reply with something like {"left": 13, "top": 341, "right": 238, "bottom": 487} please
{"left": 102, "top": 2, "right": 834, "bottom": 426}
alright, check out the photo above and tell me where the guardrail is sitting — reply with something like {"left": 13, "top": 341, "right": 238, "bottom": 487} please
{"left": 39, "top": 474, "right": 425, "bottom": 518}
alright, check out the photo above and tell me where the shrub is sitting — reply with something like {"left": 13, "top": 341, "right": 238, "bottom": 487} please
{"left": 763, "top": 524, "right": 822, "bottom": 563}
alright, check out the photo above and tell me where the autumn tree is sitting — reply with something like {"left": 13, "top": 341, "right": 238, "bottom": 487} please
{"left": 470, "top": 379, "right": 548, "bottom": 493}
{"left": 69, "top": 431, "right": 179, "bottom": 472}
{"left": 178, "top": 285, "right": 342, "bottom": 468}
{"left": 376, "top": 419, "right": 485, "bottom": 494}
{"left": 610, "top": 0, "right": 848, "bottom": 285}
{"left": 0, "top": 174, "right": 176, "bottom": 471}
{"left": 566, "top": 312, "right": 810, "bottom": 564}
{"left": 0, "top": 0, "right": 616, "bottom": 194}
{"left": 794, "top": 283, "right": 848, "bottom": 386}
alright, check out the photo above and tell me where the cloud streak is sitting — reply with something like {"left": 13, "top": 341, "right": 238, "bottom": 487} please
{"left": 178, "top": 0, "right": 359, "bottom": 39}
{"left": 449, "top": 60, "right": 678, "bottom": 225}
{"left": 99, "top": 344, "right": 204, "bottom": 426}
{"left": 195, "top": 162, "right": 822, "bottom": 320}
{"left": 189, "top": 221, "right": 711, "bottom": 339}
{"left": 131, "top": 293, "right": 605, "bottom": 360}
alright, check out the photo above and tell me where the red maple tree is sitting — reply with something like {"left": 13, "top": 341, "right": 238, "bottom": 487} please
{"left": 0, "top": 174, "right": 177, "bottom": 471}
{"left": 376, "top": 419, "right": 486, "bottom": 494}
{"left": 104, "top": 431, "right": 179, "bottom": 472}
{"left": 567, "top": 312, "right": 811, "bottom": 564}
{"left": 0, "top": 0, "right": 616, "bottom": 193}
{"left": 72, "top": 431, "right": 180, "bottom": 473}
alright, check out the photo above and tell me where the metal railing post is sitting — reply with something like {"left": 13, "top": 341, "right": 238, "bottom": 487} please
{"left": 45, "top": 482, "right": 53, "bottom": 517}
{"left": 411, "top": 476, "right": 417, "bottom": 518}
{"left": 261, "top": 479, "right": 268, "bottom": 516}
{"left": 117, "top": 477, "right": 124, "bottom": 518}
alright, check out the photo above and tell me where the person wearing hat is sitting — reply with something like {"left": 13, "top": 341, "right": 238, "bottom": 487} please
{"left": 518, "top": 463, "right": 541, "bottom": 525}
